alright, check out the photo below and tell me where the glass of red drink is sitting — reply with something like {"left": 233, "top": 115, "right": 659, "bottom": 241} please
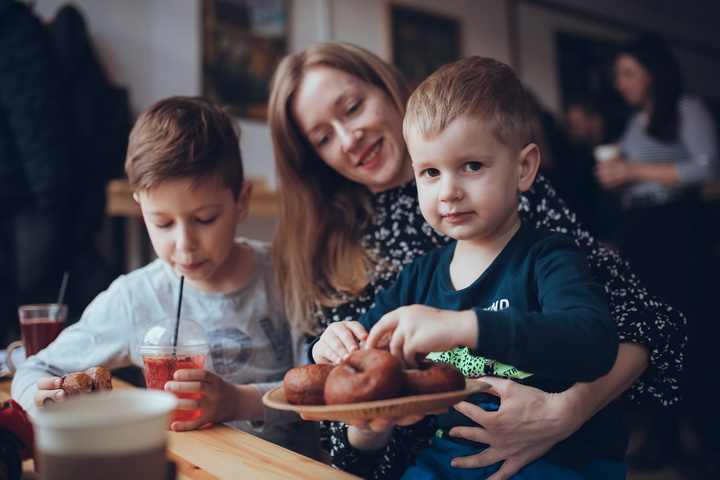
{"left": 139, "top": 317, "right": 210, "bottom": 424}
{"left": 5, "top": 303, "right": 67, "bottom": 373}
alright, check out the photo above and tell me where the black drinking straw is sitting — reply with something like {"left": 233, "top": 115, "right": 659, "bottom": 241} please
{"left": 173, "top": 276, "right": 185, "bottom": 349}
{"left": 57, "top": 271, "right": 69, "bottom": 305}
{"left": 54, "top": 271, "right": 69, "bottom": 320}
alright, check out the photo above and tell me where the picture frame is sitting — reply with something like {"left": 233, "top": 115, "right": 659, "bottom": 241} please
{"left": 389, "top": 4, "right": 461, "bottom": 89}
{"left": 201, "top": 0, "right": 288, "bottom": 118}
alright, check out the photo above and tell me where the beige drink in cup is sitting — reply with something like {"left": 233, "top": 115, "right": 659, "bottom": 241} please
{"left": 593, "top": 143, "right": 620, "bottom": 163}
{"left": 32, "top": 389, "right": 177, "bottom": 480}
{"left": 6, "top": 304, "right": 67, "bottom": 373}
{"left": 140, "top": 317, "right": 210, "bottom": 423}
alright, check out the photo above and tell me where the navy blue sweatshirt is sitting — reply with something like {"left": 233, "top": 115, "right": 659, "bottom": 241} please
{"left": 358, "top": 221, "right": 626, "bottom": 467}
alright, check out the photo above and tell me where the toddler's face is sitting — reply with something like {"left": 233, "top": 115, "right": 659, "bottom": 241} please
{"left": 135, "top": 177, "right": 249, "bottom": 292}
{"left": 408, "top": 118, "right": 528, "bottom": 244}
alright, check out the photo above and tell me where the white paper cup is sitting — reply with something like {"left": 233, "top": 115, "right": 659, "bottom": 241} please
{"left": 593, "top": 143, "right": 620, "bottom": 163}
{"left": 32, "top": 390, "right": 177, "bottom": 480}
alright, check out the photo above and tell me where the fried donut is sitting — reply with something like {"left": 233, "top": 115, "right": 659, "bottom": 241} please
{"left": 61, "top": 372, "right": 93, "bottom": 397}
{"left": 84, "top": 366, "right": 113, "bottom": 392}
{"left": 284, "top": 364, "right": 336, "bottom": 405}
{"left": 401, "top": 361, "right": 465, "bottom": 396}
{"left": 324, "top": 349, "right": 403, "bottom": 404}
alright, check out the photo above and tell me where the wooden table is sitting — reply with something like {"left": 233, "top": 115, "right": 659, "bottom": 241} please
{"left": 0, "top": 378, "right": 360, "bottom": 480}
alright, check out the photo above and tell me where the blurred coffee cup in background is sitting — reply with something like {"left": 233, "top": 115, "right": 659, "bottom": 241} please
{"left": 593, "top": 143, "right": 620, "bottom": 163}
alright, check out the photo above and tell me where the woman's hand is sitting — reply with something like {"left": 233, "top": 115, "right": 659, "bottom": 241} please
{"left": 595, "top": 159, "right": 634, "bottom": 190}
{"left": 448, "top": 377, "right": 581, "bottom": 480}
{"left": 449, "top": 342, "right": 649, "bottom": 479}
{"left": 33, "top": 376, "right": 67, "bottom": 407}
{"left": 313, "top": 321, "right": 368, "bottom": 364}
{"left": 164, "top": 369, "right": 262, "bottom": 432}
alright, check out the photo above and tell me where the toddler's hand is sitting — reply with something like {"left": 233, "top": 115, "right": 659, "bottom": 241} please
{"left": 312, "top": 321, "right": 368, "bottom": 364}
{"left": 365, "top": 305, "right": 477, "bottom": 367}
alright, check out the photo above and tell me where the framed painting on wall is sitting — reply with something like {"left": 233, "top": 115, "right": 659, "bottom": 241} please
{"left": 202, "top": 0, "right": 288, "bottom": 118}
{"left": 390, "top": 5, "right": 461, "bottom": 90}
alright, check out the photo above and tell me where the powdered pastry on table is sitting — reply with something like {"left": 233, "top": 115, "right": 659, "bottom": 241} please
{"left": 61, "top": 367, "right": 113, "bottom": 397}
{"left": 61, "top": 372, "right": 93, "bottom": 397}
{"left": 84, "top": 366, "right": 113, "bottom": 392}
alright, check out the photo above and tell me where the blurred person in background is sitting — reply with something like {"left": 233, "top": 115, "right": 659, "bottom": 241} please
{"left": 0, "top": 0, "right": 73, "bottom": 345}
{"left": 596, "top": 35, "right": 720, "bottom": 477}
{"left": 564, "top": 95, "right": 622, "bottom": 245}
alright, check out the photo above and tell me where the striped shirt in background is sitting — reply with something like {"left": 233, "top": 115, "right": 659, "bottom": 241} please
{"left": 618, "top": 95, "right": 719, "bottom": 207}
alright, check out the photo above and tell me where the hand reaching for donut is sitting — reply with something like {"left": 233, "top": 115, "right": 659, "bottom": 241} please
{"left": 365, "top": 305, "right": 478, "bottom": 367}
{"left": 312, "top": 321, "right": 368, "bottom": 364}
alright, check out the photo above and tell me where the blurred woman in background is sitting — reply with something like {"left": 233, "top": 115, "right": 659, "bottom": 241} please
{"left": 596, "top": 35, "right": 719, "bottom": 476}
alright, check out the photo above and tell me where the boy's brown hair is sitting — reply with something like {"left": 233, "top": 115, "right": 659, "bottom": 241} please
{"left": 125, "top": 96, "right": 244, "bottom": 195}
{"left": 404, "top": 56, "right": 532, "bottom": 154}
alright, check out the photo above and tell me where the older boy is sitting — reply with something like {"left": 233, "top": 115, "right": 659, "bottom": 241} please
{"left": 12, "top": 96, "right": 315, "bottom": 455}
{"left": 313, "top": 57, "right": 626, "bottom": 478}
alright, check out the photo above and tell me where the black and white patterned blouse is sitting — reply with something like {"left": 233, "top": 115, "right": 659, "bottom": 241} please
{"left": 315, "top": 174, "right": 685, "bottom": 479}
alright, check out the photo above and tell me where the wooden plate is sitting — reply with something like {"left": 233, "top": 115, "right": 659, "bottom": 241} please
{"left": 262, "top": 378, "right": 490, "bottom": 421}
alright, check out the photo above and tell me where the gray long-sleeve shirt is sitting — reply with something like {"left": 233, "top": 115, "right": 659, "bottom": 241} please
{"left": 619, "top": 94, "right": 719, "bottom": 204}
{"left": 12, "top": 238, "right": 313, "bottom": 453}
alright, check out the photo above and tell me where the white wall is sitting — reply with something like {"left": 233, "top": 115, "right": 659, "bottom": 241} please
{"left": 33, "top": 0, "right": 720, "bottom": 191}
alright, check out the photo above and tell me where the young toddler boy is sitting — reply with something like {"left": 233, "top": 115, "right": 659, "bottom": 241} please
{"left": 12, "top": 96, "right": 314, "bottom": 454}
{"left": 312, "top": 57, "right": 626, "bottom": 478}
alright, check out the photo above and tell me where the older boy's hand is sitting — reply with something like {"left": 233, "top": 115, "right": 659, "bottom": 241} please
{"left": 312, "top": 321, "right": 368, "bottom": 364}
{"left": 164, "top": 369, "right": 258, "bottom": 432}
{"left": 33, "top": 376, "right": 67, "bottom": 407}
{"left": 365, "top": 305, "right": 477, "bottom": 367}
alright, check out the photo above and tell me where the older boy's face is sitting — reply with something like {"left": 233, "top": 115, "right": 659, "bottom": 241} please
{"left": 135, "top": 177, "right": 249, "bottom": 292}
{"left": 409, "top": 118, "right": 527, "bottom": 244}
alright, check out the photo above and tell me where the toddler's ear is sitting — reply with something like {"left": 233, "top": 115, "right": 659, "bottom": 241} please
{"left": 517, "top": 143, "right": 540, "bottom": 192}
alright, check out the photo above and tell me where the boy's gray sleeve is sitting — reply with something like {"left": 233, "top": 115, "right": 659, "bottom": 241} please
{"left": 10, "top": 356, "right": 66, "bottom": 415}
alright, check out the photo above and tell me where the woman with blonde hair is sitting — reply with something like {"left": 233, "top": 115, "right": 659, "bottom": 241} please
{"left": 269, "top": 41, "right": 684, "bottom": 480}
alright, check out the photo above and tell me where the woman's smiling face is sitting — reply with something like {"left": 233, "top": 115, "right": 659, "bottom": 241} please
{"left": 290, "top": 65, "right": 413, "bottom": 192}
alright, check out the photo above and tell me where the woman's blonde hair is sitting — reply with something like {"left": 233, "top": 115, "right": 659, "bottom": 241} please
{"left": 268, "top": 42, "right": 410, "bottom": 334}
